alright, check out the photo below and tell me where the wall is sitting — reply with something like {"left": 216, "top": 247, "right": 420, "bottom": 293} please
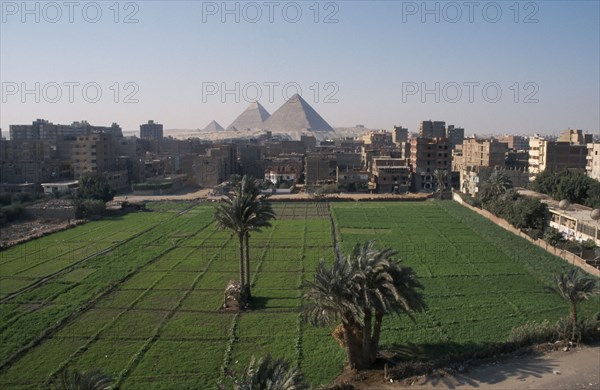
{"left": 452, "top": 192, "right": 600, "bottom": 277}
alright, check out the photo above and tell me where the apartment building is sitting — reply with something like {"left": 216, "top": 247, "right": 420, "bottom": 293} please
{"left": 409, "top": 137, "right": 451, "bottom": 191}
{"left": 528, "top": 130, "right": 590, "bottom": 175}
{"left": 453, "top": 138, "right": 507, "bottom": 171}
{"left": 587, "top": 143, "right": 600, "bottom": 181}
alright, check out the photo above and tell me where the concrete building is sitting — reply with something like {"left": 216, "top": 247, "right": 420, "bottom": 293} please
{"left": 419, "top": 120, "right": 446, "bottom": 139}
{"left": 459, "top": 166, "right": 529, "bottom": 197}
{"left": 374, "top": 166, "right": 411, "bottom": 193}
{"left": 446, "top": 125, "right": 464, "bottom": 148}
{"left": 362, "top": 130, "right": 393, "bottom": 147}
{"left": 392, "top": 126, "right": 409, "bottom": 144}
{"left": 409, "top": 137, "right": 451, "bottom": 191}
{"left": 140, "top": 120, "right": 163, "bottom": 140}
{"left": 336, "top": 167, "right": 370, "bottom": 192}
{"left": 305, "top": 154, "right": 337, "bottom": 185}
{"left": 549, "top": 207, "right": 599, "bottom": 245}
{"left": 587, "top": 143, "right": 600, "bottom": 181}
{"left": 263, "top": 156, "right": 303, "bottom": 184}
{"left": 558, "top": 129, "right": 593, "bottom": 145}
{"left": 528, "top": 133, "right": 589, "bottom": 175}
{"left": 56, "top": 133, "right": 116, "bottom": 179}
{"left": 498, "top": 135, "right": 529, "bottom": 151}
{"left": 453, "top": 138, "right": 507, "bottom": 171}
{"left": 238, "top": 144, "right": 264, "bottom": 179}
{"left": 10, "top": 119, "right": 122, "bottom": 145}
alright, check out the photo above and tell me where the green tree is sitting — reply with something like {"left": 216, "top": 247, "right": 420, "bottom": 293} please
{"left": 479, "top": 171, "right": 513, "bottom": 203}
{"left": 77, "top": 173, "right": 114, "bottom": 203}
{"left": 508, "top": 197, "right": 549, "bottom": 232}
{"left": 52, "top": 369, "right": 112, "bottom": 390}
{"left": 215, "top": 176, "right": 275, "bottom": 305}
{"left": 220, "top": 355, "right": 308, "bottom": 390}
{"left": 303, "top": 241, "right": 425, "bottom": 369}
{"left": 554, "top": 269, "right": 599, "bottom": 340}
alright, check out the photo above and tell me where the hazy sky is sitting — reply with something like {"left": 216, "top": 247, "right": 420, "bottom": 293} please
{"left": 1, "top": 1, "right": 599, "bottom": 136}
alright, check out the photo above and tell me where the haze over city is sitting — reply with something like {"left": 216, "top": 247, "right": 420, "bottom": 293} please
{"left": 1, "top": 1, "right": 599, "bottom": 135}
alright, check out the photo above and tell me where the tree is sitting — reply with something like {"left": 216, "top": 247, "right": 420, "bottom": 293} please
{"left": 433, "top": 169, "right": 448, "bottom": 199}
{"left": 215, "top": 176, "right": 275, "bottom": 306}
{"left": 220, "top": 355, "right": 308, "bottom": 390}
{"left": 303, "top": 241, "right": 425, "bottom": 369}
{"left": 52, "top": 369, "right": 112, "bottom": 390}
{"left": 77, "top": 173, "right": 114, "bottom": 203}
{"left": 479, "top": 170, "right": 512, "bottom": 203}
{"left": 554, "top": 269, "right": 599, "bottom": 340}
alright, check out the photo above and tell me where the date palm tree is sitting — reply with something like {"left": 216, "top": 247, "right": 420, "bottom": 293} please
{"left": 52, "top": 369, "right": 112, "bottom": 390}
{"left": 479, "top": 170, "right": 513, "bottom": 202}
{"left": 554, "top": 268, "right": 599, "bottom": 340}
{"left": 215, "top": 176, "right": 275, "bottom": 305}
{"left": 303, "top": 240, "right": 425, "bottom": 369}
{"left": 220, "top": 355, "right": 308, "bottom": 390}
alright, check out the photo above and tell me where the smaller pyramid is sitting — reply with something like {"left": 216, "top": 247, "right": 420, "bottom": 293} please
{"left": 227, "top": 102, "right": 271, "bottom": 131}
{"left": 203, "top": 120, "right": 224, "bottom": 132}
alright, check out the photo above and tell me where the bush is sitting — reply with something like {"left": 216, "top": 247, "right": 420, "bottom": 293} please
{"left": 0, "top": 204, "right": 25, "bottom": 226}
{"left": 555, "top": 317, "right": 599, "bottom": 343}
{"left": 508, "top": 320, "right": 556, "bottom": 346}
{"left": 509, "top": 316, "right": 600, "bottom": 346}
{"left": 11, "top": 192, "right": 32, "bottom": 204}
{"left": 74, "top": 199, "right": 106, "bottom": 219}
{"left": 0, "top": 192, "right": 12, "bottom": 206}
{"left": 543, "top": 227, "right": 565, "bottom": 247}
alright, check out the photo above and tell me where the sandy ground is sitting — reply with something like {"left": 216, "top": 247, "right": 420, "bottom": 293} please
{"left": 356, "top": 346, "right": 600, "bottom": 390}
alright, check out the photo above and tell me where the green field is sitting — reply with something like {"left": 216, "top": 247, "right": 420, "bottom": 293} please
{"left": 0, "top": 201, "right": 598, "bottom": 389}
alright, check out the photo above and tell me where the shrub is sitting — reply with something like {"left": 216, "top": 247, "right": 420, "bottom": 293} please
{"left": 555, "top": 317, "right": 599, "bottom": 343}
{"left": 0, "top": 204, "right": 25, "bottom": 226}
{"left": 0, "top": 192, "right": 12, "bottom": 206}
{"left": 543, "top": 227, "right": 565, "bottom": 247}
{"left": 508, "top": 320, "right": 556, "bottom": 346}
{"left": 74, "top": 200, "right": 106, "bottom": 219}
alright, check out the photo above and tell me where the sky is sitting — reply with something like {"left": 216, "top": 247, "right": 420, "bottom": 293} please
{"left": 1, "top": 0, "right": 599, "bottom": 136}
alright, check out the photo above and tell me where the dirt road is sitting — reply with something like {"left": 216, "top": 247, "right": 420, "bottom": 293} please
{"left": 368, "top": 346, "right": 600, "bottom": 390}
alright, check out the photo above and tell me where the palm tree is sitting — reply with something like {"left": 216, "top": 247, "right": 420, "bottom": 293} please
{"left": 303, "top": 241, "right": 425, "bottom": 369}
{"left": 220, "top": 355, "right": 308, "bottom": 390}
{"left": 52, "top": 369, "right": 112, "bottom": 390}
{"left": 554, "top": 268, "right": 599, "bottom": 340}
{"left": 479, "top": 170, "right": 513, "bottom": 202}
{"left": 433, "top": 169, "right": 448, "bottom": 199}
{"left": 215, "top": 176, "right": 275, "bottom": 305}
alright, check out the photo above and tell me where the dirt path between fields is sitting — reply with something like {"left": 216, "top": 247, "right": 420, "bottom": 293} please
{"left": 351, "top": 346, "right": 600, "bottom": 389}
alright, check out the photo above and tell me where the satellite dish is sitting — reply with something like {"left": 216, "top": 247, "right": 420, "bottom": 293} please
{"left": 559, "top": 199, "right": 571, "bottom": 210}
{"left": 591, "top": 209, "right": 600, "bottom": 221}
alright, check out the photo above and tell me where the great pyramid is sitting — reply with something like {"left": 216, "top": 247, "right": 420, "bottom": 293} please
{"left": 263, "top": 94, "right": 334, "bottom": 133}
{"left": 226, "top": 102, "right": 271, "bottom": 131}
{"left": 202, "top": 120, "right": 225, "bottom": 132}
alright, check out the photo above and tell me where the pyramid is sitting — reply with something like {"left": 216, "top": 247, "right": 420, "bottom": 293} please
{"left": 226, "top": 102, "right": 271, "bottom": 131}
{"left": 263, "top": 94, "right": 333, "bottom": 133}
{"left": 202, "top": 120, "right": 224, "bottom": 132}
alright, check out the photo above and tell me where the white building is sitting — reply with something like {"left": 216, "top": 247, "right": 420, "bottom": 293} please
{"left": 587, "top": 143, "right": 600, "bottom": 181}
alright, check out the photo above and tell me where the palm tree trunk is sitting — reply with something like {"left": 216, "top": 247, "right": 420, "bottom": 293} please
{"left": 238, "top": 234, "right": 245, "bottom": 303}
{"left": 370, "top": 311, "right": 384, "bottom": 362}
{"left": 244, "top": 231, "right": 251, "bottom": 300}
{"left": 570, "top": 303, "right": 577, "bottom": 341}
{"left": 342, "top": 322, "right": 360, "bottom": 369}
{"left": 362, "top": 310, "right": 372, "bottom": 368}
